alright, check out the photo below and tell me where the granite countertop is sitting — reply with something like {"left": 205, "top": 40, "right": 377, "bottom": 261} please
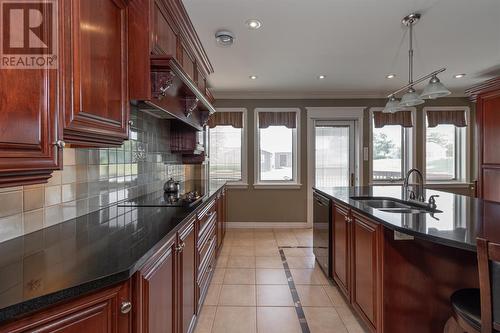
{"left": 314, "top": 186, "right": 500, "bottom": 252}
{"left": 0, "top": 181, "right": 225, "bottom": 323}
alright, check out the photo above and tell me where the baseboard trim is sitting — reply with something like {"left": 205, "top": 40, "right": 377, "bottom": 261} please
{"left": 227, "top": 222, "right": 310, "bottom": 229}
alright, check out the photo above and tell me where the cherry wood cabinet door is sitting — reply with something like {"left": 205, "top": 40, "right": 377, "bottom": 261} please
{"left": 178, "top": 217, "right": 197, "bottom": 333}
{"left": 351, "top": 213, "right": 381, "bottom": 332}
{"left": 0, "top": 64, "right": 61, "bottom": 187}
{"left": 0, "top": 282, "right": 131, "bottom": 333}
{"left": 332, "top": 203, "right": 350, "bottom": 298}
{"left": 216, "top": 192, "right": 223, "bottom": 251}
{"left": 152, "top": 0, "right": 178, "bottom": 57}
{"left": 61, "top": 0, "right": 129, "bottom": 147}
{"left": 136, "top": 236, "right": 176, "bottom": 333}
{"left": 479, "top": 91, "right": 500, "bottom": 202}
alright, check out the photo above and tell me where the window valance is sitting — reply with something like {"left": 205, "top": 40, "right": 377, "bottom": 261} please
{"left": 373, "top": 111, "right": 413, "bottom": 128}
{"left": 258, "top": 112, "right": 297, "bottom": 129}
{"left": 426, "top": 110, "right": 467, "bottom": 128}
{"left": 208, "top": 112, "right": 243, "bottom": 129}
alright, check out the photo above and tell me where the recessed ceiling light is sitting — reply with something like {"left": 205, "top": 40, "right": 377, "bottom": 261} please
{"left": 249, "top": 75, "right": 258, "bottom": 80}
{"left": 454, "top": 73, "right": 466, "bottom": 79}
{"left": 386, "top": 74, "right": 396, "bottom": 79}
{"left": 246, "top": 19, "right": 262, "bottom": 30}
{"left": 318, "top": 75, "right": 326, "bottom": 79}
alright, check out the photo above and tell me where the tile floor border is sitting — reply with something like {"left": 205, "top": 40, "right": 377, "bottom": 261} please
{"left": 279, "top": 247, "right": 311, "bottom": 333}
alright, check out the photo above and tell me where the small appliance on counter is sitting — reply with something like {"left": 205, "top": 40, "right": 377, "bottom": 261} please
{"left": 164, "top": 177, "right": 181, "bottom": 193}
{"left": 119, "top": 188, "right": 204, "bottom": 208}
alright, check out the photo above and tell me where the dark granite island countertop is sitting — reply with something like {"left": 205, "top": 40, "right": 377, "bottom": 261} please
{"left": 0, "top": 182, "right": 225, "bottom": 323}
{"left": 314, "top": 185, "right": 500, "bottom": 252}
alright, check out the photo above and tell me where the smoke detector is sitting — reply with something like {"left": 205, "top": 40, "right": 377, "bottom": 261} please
{"left": 215, "top": 30, "right": 235, "bottom": 47}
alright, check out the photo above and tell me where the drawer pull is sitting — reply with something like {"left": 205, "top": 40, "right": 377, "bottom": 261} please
{"left": 120, "top": 301, "right": 132, "bottom": 314}
{"left": 208, "top": 265, "right": 213, "bottom": 273}
{"left": 175, "top": 244, "right": 183, "bottom": 252}
{"left": 206, "top": 211, "right": 215, "bottom": 218}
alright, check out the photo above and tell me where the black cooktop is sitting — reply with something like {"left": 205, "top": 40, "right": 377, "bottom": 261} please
{"left": 118, "top": 190, "right": 204, "bottom": 207}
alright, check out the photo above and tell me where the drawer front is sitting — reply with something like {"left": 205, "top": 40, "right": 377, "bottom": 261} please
{"left": 197, "top": 253, "right": 215, "bottom": 307}
{"left": 198, "top": 236, "right": 217, "bottom": 282}
{"left": 198, "top": 199, "right": 217, "bottom": 238}
{"left": 199, "top": 222, "right": 216, "bottom": 266}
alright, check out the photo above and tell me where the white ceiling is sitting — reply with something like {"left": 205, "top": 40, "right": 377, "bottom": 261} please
{"left": 182, "top": 0, "right": 500, "bottom": 99}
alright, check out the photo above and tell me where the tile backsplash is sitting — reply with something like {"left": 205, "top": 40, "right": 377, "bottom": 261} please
{"left": 0, "top": 107, "right": 197, "bottom": 242}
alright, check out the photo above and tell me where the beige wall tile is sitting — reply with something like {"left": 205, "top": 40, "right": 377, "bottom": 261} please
{"left": 0, "top": 214, "right": 23, "bottom": 242}
{"left": 46, "top": 170, "right": 62, "bottom": 186}
{"left": 23, "top": 188, "right": 44, "bottom": 212}
{"left": 0, "top": 190, "right": 23, "bottom": 218}
{"left": 63, "top": 148, "right": 76, "bottom": 166}
{"left": 62, "top": 184, "right": 76, "bottom": 203}
{"left": 23, "top": 209, "right": 44, "bottom": 234}
{"left": 45, "top": 186, "right": 61, "bottom": 206}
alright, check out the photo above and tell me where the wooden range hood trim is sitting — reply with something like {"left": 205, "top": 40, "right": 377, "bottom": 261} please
{"left": 165, "top": 58, "right": 216, "bottom": 115}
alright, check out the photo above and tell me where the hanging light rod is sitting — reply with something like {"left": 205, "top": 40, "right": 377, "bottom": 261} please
{"left": 383, "top": 12, "right": 450, "bottom": 112}
{"left": 387, "top": 67, "right": 446, "bottom": 98}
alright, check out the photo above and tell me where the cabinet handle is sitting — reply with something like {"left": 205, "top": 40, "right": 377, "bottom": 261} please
{"left": 120, "top": 301, "right": 132, "bottom": 314}
{"left": 207, "top": 211, "right": 215, "bottom": 218}
{"left": 54, "top": 140, "right": 66, "bottom": 149}
{"left": 208, "top": 265, "right": 213, "bottom": 273}
{"left": 181, "top": 242, "right": 186, "bottom": 249}
{"left": 175, "top": 244, "right": 183, "bottom": 252}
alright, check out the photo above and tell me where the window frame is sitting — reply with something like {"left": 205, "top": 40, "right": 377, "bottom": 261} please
{"left": 368, "top": 107, "right": 416, "bottom": 185}
{"left": 422, "top": 106, "right": 470, "bottom": 185}
{"left": 254, "top": 108, "right": 301, "bottom": 189}
{"left": 208, "top": 108, "right": 248, "bottom": 188}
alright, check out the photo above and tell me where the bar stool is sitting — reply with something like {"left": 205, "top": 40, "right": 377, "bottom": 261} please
{"left": 450, "top": 237, "right": 500, "bottom": 333}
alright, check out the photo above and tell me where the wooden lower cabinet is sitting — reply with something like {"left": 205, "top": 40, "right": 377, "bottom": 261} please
{"left": 332, "top": 203, "right": 350, "bottom": 299}
{"left": 331, "top": 202, "right": 381, "bottom": 333}
{"left": 135, "top": 235, "right": 176, "bottom": 333}
{"left": 0, "top": 282, "right": 131, "bottom": 333}
{"left": 0, "top": 188, "right": 226, "bottom": 333}
{"left": 178, "top": 218, "right": 197, "bottom": 333}
{"left": 351, "top": 212, "right": 381, "bottom": 332}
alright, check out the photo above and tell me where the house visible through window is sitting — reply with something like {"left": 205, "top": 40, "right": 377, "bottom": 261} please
{"left": 371, "top": 110, "right": 413, "bottom": 182}
{"left": 208, "top": 110, "right": 246, "bottom": 183}
{"left": 425, "top": 109, "right": 467, "bottom": 182}
{"left": 255, "top": 109, "right": 299, "bottom": 185}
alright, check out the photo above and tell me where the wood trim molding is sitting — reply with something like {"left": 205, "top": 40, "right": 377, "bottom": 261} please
{"left": 465, "top": 77, "right": 500, "bottom": 102}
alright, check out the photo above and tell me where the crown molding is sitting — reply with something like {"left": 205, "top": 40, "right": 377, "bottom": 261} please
{"left": 212, "top": 90, "right": 467, "bottom": 100}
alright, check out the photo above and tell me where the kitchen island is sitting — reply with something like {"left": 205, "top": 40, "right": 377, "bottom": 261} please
{"left": 313, "top": 185, "right": 498, "bottom": 333}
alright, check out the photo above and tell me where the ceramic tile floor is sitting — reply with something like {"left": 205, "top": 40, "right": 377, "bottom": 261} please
{"left": 194, "top": 228, "right": 367, "bottom": 333}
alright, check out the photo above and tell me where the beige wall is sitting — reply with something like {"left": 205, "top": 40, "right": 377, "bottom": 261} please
{"left": 215, "top": 97, "right": 474, "bottom": 224}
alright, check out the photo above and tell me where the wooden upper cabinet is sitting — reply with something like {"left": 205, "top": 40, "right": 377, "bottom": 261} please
{"left": 152, "top": 1, "right": 178, "bottom": 57}
{"left": 0, "top": 7, "right": 62, "bottom": 187}
{"left": 61, "top": 0, "right": 129, "bottom": 147}
{"left": 0, "top": 281, "right": 131, "bottom": 333}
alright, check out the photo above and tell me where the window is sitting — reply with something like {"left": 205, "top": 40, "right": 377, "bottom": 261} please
{"left": 370, "top": 108, "right": 414, "bottom": 182}
{"left": 255, "top": 108, "right": 300, "bottom": 186}
{"left": 424, "top": 107, "right": 468, "bottom": 182}
{"left": 208, "top": 109, "right": 247, "bottom": 185}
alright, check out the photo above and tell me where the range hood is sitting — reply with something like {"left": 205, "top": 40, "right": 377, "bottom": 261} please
{"left": 134, "top": 56, "right": 216, "bottom": 131}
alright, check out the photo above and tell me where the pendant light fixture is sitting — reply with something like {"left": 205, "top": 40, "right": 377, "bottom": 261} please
{"left": 383, "top": 13, "right": 451, "bottom": 111}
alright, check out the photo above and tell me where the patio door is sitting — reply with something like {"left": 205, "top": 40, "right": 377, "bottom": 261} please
{"left": 314, "top": 121, "right": 356, "bottom": 188}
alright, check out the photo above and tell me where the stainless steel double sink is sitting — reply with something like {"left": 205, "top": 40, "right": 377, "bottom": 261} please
{"left": 350, "top": 196, "right": 442, "bottom": 214}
